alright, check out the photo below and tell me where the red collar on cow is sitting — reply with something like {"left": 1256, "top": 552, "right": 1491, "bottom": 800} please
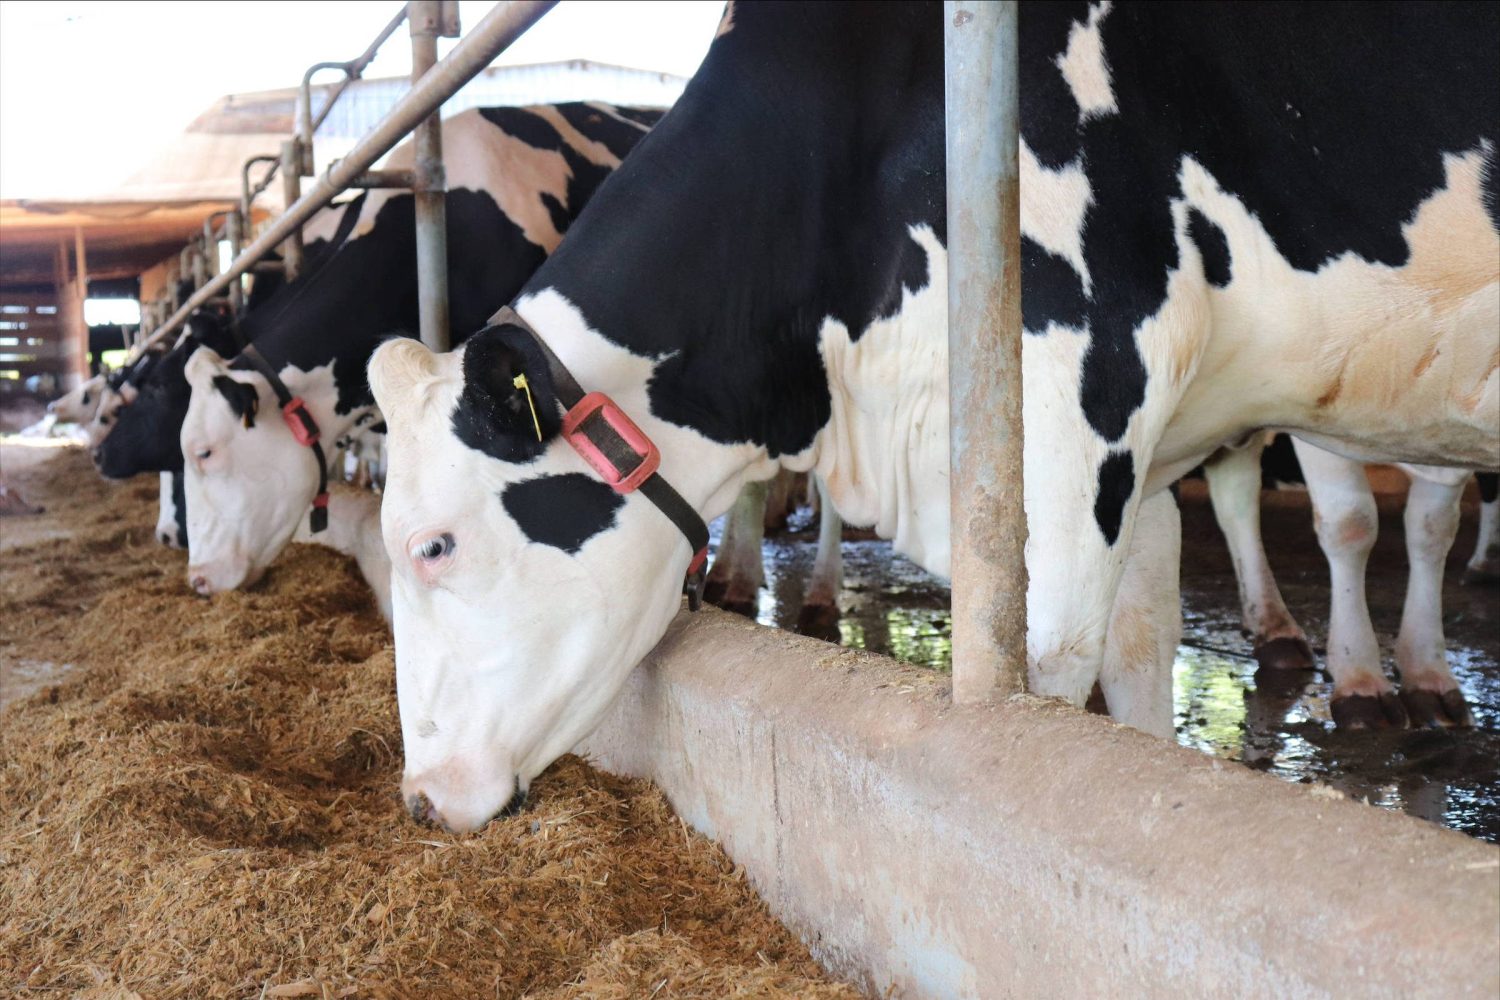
{"left": 238, "top": 344, "right": 330, "bottom": 535}
{"left": 493, "top": 306, "right": 710, "bottom": 611}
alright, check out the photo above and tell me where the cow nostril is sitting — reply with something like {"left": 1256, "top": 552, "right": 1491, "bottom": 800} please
{"left": 190, "top": 575, "right": 212, "bottom": 596}
{"left": 405, "top": 792, "right": 440, "bottom": 827}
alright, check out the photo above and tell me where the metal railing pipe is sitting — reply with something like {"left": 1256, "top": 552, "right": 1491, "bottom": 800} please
{"left": 346, "top": 167, "right": 417, "bottom": 189}
{"left": 408, "top": 0, "right": 459, "bottom": 351}
{"left": 279, "top": 139, "right": 306, "bottom": 281}
{"left": 134, "top": 0, "right": 559, "bottom": 358}
{"left": 241, "top": 154, "right": 280, "bottom": 222}
{"left": 945, "top": 0, "right": 1027, "bottom": 704}
{"left": 225, "top": 210, "right": 245, "bottom": 315}
{"left": 296, "top": 6, "right": 410, "bottom": 169}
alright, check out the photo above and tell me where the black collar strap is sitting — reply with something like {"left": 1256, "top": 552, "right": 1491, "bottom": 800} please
{"left": 493, "top": 306, "right": 710, "bottom": 610}
{"left": 239, "top": 344, "right": 330, "bottom": 534}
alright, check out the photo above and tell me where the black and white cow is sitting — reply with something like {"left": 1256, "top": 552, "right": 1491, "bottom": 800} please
{"left": 368, "top": 2, "right": 1497, "bottom": 832}
{"left": 103, "top": 105, "right": 658, "bottom": 593}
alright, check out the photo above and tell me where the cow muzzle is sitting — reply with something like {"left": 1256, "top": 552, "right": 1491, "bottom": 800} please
{"left": 401, "top": 766, "right": 526, "bottom": 834}
{"left": 186, "top": 557, "right": 261, "bottom": 596}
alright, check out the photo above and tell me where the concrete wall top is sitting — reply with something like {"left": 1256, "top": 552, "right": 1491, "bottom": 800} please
{"left": 582, "top": 609, "right": 1500, "bottom": 999}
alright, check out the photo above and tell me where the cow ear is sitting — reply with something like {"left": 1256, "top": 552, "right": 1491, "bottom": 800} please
{"left": 212, "top": 374, "right": 260, "bottom": 429}
{"left": 451, "top": 323, "right": 562, "bottom": 463}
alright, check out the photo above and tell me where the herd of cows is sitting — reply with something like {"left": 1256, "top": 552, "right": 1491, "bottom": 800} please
{"left": 38, "top": 3, "right": 1500, "bottom": 834}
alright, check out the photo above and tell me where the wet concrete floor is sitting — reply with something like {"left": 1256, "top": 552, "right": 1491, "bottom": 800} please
{"left": 716, "top": 479, "right": 1500, "bottom": 843}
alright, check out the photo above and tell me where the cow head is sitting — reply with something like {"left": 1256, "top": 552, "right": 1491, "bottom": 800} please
{"left": 91, "top": 325, "right": 234, "bottom": 480}
{"left": 180, "top": 347, "right": 324, "bottom": 594}
{"left": 369, "top": 326, "right": 696, "bottom": 834}
{"left": 47, "top": 374, "right": 105, "bottom": 424}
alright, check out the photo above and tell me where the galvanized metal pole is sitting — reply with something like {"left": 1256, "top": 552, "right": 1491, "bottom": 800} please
{"left": 133, "top": 0, "right": 558, "bottom": 358}
{"left": 279, "top": 139, "right": 305, "bottom": 282}
{"left": 408, "top": 0, "right": 459, "bottom": 351}
{"left": 945, "top": 0, "right": 1027, "bottom": 704}
{"left": 226, "top": 210, "right": 245, "bottom": 316}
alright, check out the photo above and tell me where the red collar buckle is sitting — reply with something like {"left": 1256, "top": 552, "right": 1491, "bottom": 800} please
{"left": 561, "top": 392, "right": 660, "bottom": 494}
{"left": 281, "top": 397, "right": 320, "bottom": 447}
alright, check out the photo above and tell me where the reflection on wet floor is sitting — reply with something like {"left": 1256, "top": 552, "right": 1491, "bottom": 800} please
{"left": 715, "top": 488, "right": 1500, "bottom": 843}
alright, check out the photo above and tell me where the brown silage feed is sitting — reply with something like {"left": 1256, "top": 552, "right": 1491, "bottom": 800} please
{"left": 0, "top": 444, "right": 861, "bottom": 999}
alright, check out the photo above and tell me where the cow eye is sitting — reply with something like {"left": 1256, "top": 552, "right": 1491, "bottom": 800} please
{"left": 196, "top": 448, "right": 212, "bottom": 461}
{"left": 415, "top": 533, "right": 455, "bottom": 562}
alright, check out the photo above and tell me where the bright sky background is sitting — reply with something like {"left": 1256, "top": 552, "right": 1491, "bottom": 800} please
{"left": 0, "top": 1, "right": 723, "bottom": 200}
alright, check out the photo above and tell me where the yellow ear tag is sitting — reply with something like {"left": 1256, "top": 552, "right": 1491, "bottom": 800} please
{"left": 513, "top": 373, "right": 543, "bottom": 442}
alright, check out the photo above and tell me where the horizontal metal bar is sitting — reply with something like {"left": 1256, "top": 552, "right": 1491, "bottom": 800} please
{"left": 346, "top": 168, "right": 416, "bottom": 188}
{"left": 134, "top": 0, "right": 559, "bottom": 359}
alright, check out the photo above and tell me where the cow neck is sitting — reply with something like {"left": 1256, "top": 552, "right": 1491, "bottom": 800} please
{"left": 222, "top": 195, "right": 369, "bottom": 536}
{"left": 494, "top": 305, "right": 710, "bottom": 610}
{"left": 236, "top": 344, "right": 331, "bottom": 534}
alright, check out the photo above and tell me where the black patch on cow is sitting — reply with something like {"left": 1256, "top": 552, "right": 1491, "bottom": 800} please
{"left": 500, "top": 472, "right": 623, "bottom": 555}
{"left": 1021, "top": 236, "right": 1087, "bottom": 332}
{"left": 608, "top": 106, "right": 668, "bottom": 130}
{"left": 1018, "top": 2, "right": 1091, "bottom": 169}
{"left": 212, "top": 375, "right": 259, "bottom": 428}
{"left": 171, "top": 470, "right": 188, "bottom": 548}
{"left": 452, "top": 323, "right": 563, "bottom": 464}
{"left": 1023, "top": 4, "right": 1500, "bottom": 447}
{"left": 1478, "top": 472, "right": 1499, "bottom": 505}
{"left": 1187, "top": 209, "right": 1231, "bottom": 288}
{"left": 1093, "top": 450, "right": 1135, "bottom": 546}
{"left": 518, "top": 4, "right": 946, "bottom": 458}
{"left": 554, "top": 102, "right": 653, "bottom": 161}
{"left": 478, "top": 106, "right": 615, "bottom": 242}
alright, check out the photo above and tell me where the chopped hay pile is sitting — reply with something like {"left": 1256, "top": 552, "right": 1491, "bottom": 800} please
{"left": 0, "top": 445, "right": 861, "bottom": 999}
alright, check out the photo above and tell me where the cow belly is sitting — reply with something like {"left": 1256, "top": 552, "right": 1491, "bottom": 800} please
{"left": 1156, "top": 152, "right": 1500, "bottom": 474}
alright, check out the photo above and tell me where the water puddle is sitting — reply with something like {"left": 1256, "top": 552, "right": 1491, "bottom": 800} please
{"left": 713, "top": 507, "right": 1500, "bottom": 844}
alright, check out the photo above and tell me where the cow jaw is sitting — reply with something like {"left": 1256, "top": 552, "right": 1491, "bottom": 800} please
{"left": 371, "top": 336, "right": 694, "bottom": 833}
{"left": 180, "top": 348, "right": 325, "bottom": 594}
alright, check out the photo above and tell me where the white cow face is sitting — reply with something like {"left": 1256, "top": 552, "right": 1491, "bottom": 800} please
{"left": 84, "top": 382, "right": 134, "bottom": 451}
{"left": 180, "top": 348, "right": 321, "bottom": 594}
{"left": 369, "top": 334, "right": 690, "bottom": 834}
{"left": 48, "top": 374, "right": 105, "bottom": 424}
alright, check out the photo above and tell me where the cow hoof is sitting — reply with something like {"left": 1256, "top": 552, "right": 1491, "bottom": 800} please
{"left": 1253, "top": 636, "right": 1316, "bottom": 673}
{"left": 1461, "top": 563, "right": 1500, "bottom": 587}
{"left": 716, "top": 596, "right": 759, "bottom": 618}
{"left": 796, "top": 602, "right": 841, "bottom": 642}
{"left": 1399, "top": 687, "right": 1473, "bottom": 729}
{"left": 701, "top": 577, "right": 729, "bottom": 605}
{"left": 1330, "top": 691, "right": 1409, "bottom": 731}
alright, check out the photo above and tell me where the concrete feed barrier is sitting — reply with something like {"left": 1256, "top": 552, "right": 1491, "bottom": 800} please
{"left": 580, "top": 608, "right": 1500, "bottom": 999}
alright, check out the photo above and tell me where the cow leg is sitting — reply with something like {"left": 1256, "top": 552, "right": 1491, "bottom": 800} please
{"left": 1203, "top": 434, "right": 1315, "bottom": 672}
{"left": 1394, "top": 469, "right": 1472, "bottom": 728}
{"left": 1463, "top": 473, "right": 1500, "bottom": 585}
{"left": 797, "top": 477, "right": 843, "bottom": 640}
{"left": 1097, "top": 489, "right": 1181, "bottom": 739}
{"left": 763, "top": 468, "right": 798, "bottom": 533}
{"left": 1292, "top": 439, "right": 1406, "bottom": 729}
{"left": 703, "top": 479, "right": 767, "bottom": 616}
